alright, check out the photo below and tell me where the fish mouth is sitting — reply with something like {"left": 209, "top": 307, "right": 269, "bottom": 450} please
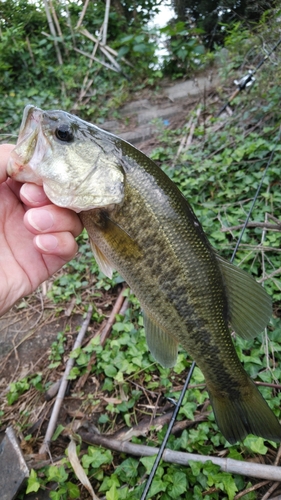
{"left": 7, "top": 105, "right": 50, "bottom": 185}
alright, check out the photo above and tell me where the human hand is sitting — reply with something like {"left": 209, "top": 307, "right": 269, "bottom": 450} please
{"left": 0, "top": 143, "right": 83, "bottom": 316}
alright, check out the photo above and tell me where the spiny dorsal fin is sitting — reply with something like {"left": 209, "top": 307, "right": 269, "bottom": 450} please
{"left": 143, "top": 312, "right": 179, "bottom": 368}
{"left": 216, "top": 254, "right": 272, "bottom": 339}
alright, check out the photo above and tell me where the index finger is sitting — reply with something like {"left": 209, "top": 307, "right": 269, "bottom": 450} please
{"left": 0, "top": 144, "right": 15, "bottom": 183}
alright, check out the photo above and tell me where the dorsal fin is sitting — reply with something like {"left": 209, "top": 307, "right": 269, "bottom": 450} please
{"left": 216, "top": 254, "right": 272, "bottom": 339}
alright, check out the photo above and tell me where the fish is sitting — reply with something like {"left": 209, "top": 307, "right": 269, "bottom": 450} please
{"left": 7, "top": 105, "right": 281, "bottom": 444}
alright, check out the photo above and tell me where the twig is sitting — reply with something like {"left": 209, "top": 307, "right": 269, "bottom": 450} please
{"left": 261, "top": 481, "right": 280, "bottom": 500}
{"left": 184, "top": 106, "right": 201, "bottom": 149}
{"left": 111, "top": 410, "right": 209, "bottom": 441}
{"left": 99, "top": 288, "right": 127, "bottom": 343}
{"left": 78, "top": 431, "right": 281, "bottom": 482}
{"left": 221, "top": 221, "right": 281, "bottom": 232}
{"left": 39, "top": 306, "right": 93, "bottom": 455}
{"left": 274, "top": 444, "right": 281, "bottom": 465}
{"left": 255, "top": 381, "right": 281, "bottom": 390}
{"left": 26, "top": 36, "right": 35, "bottom": 65}
{"left": 258, "top": 267, "right": 281, "bottom": 283}
{"left": 234, "top": 481, "right": 270, "bottom": 499}
{"left": 74, "top": 48, "right": 120, "bottom": 73}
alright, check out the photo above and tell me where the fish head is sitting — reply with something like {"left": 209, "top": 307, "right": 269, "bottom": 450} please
{"left": 7, "top": 105, "right": 124, "bottom": 212}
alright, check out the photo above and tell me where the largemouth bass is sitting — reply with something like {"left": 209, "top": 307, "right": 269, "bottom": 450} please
{"left": 7, "top": 105, "right": 281, "bottom": 444}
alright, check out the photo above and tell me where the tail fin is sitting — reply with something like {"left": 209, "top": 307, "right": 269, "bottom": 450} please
{"left": 208, "top": 381, "right": 281, "bottom": 444}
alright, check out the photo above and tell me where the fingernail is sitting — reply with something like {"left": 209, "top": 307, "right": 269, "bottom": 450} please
{"left": 35, "top": 234, "right": 58, "bottom": 252}
{"left": 21, "top": 183, "right": 47, "bottom": 203}
{"left": 27, "top": 209, "right": 54, "bottom": 231}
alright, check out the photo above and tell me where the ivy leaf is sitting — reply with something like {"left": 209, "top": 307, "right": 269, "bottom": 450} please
{"left": 244, "top": 436, "right": 268, "bottom": 455}
{"left": 220, "top": 473, "right": 238, "bottom": 500}
{"left": 67, "top": 481, "right": 80, "bottom": 499}
{"left": 106, "top": 483, "right": 118, "bottom": 500}
{"left": 167, "top": 471, "right": 187, "bottom": 498}
{"left": 26, "top": 469, "right": 41, "bottom": 494}
{"left": 148, "top": 477, "right": 166, "bottom": 497}
{"left": 116, "top": 457, "right": 139, "bottom": 483}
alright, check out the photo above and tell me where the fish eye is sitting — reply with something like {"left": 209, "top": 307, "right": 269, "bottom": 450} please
{"left": 55, "top": 124, "right": 74, "bottom": 143}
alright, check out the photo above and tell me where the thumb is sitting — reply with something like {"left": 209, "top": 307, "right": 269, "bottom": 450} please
{"left": 0, "top": 144, "right": 16, "bottom": 184}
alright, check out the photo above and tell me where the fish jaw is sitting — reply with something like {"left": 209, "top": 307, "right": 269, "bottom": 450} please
{"left": 7, "top": 105, "right": 125, "bottom": 213}
{"left": 7, "top": 105, "right": 48, "bottom": 185}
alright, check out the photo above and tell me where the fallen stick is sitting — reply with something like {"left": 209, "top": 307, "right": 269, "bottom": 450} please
{"left": 78, "top": 430, "right": 281, "bottom": 482}
{"left": 39, "top": 306, "right": 93, "bottom": 455}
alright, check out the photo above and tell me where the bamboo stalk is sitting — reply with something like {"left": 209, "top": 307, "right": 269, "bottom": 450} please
{"left": 49, "top": 0, "right": 63, "bottom": 38}
{"left": 39, "top": 306, "right": 93, "bottom": 455}
{"left": 75, "top": 0, "right": 91, "bottom": 29}
{"left": 43, "top": 0, "right": 63, "bottom": 65}
{"left": 74, "top": 47, "right": 120, "bottom": 72}
{"left": 79, "top": 430, "right": 281, "bottom": 482}
{"left": 102, "top": 0, "right": 111, "bottom": 46}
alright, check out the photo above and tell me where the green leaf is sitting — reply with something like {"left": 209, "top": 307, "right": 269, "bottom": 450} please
{"left": 222, "top": 474, "right": 238, "bottom": 500}
{"left": 104, "top": 365, "right": 118, "bottom": 378}
{"left": 243, "top": 436, "right": 268, "bottom": 455}
{"left": 67, "top": 481, "right": 80, "bottom": 499}
{"left": 82, "top": 448, "right": 112, "bottom": 469}
{"left": 148, "top": 477, "right": 166, "bottom": 497}
{"left": 188, "top": 460, "right": 202, "bottom": 476}
{"left": 106, "top": 483, "right": 118, "bottom": 500}
{"left": 167, "top": 471, "right": 187, "bottom": 498}
{"left": 116, "top": 457, "right": 139, "bottom": 483}
{"left": 26, "top": 469, "right": 41, "bottom": 494}
{"left": 52, "top": 424, "right": 65, "bottom": 441}
{"left": 140, "top": 455, "right": 157, "bottom": 474}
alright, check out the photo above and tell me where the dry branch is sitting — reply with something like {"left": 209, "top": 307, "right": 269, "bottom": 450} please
{"left": 74, "top": 48, "right": 120, "bottom": 73}
{"left": 234, "top": 481, "right": 270, "bottom": 499}
{"left": 79, "top": 430, "right": 281, "bottom": 482}
{"left": 261, "top": 481, "right": 280, "bottom": 500}
{"left": 222, "top": 221, "right": 281, "bottom": 232}
{"left": 39, "top": 306, "right": 93, "bottom": 454}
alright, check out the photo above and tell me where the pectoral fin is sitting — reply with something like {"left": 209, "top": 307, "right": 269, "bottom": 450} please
{"left": 85, "top": 210, "right": 142, "bottom": 278}
{"left": 216, "top": 254, "right": 272, "bottom": 339}
{"left": 143, "top": 312, "right": 179, "bottom": 368}
{"left": 90, "top": 239, "right": 115, "bottom": 279}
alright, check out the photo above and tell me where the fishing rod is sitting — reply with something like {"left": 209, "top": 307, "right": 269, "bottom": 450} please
{"left": 140, "top": 126, "right": 281, "bottom": 500}
{"left": 216, "top": 36, "right": 281, "bottom": 117}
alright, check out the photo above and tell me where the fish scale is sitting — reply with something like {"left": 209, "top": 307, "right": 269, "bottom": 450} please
{"left": 7, "top": 105, "right": 281, "bottom": 444}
